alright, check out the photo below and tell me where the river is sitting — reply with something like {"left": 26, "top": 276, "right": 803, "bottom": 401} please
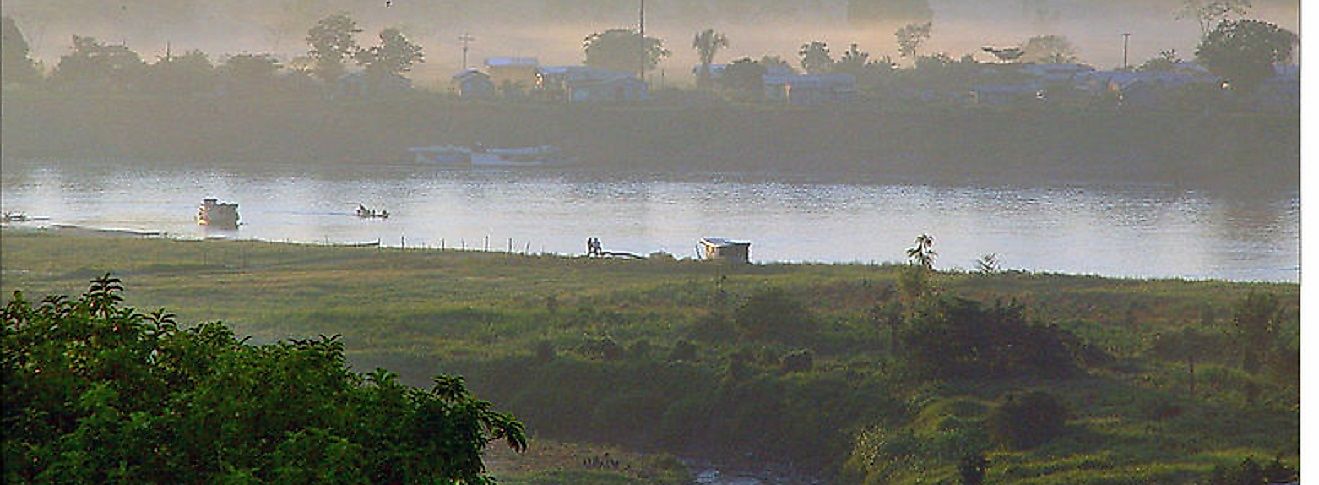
{"left": 0, "top": 159, "right": 1299, "bottom": 282}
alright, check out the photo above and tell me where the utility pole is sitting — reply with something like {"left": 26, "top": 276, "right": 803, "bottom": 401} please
{"left": 459, "top": 33, "right": 475, "bottom": 70}
{"left": 1122, "top": 33, "right": 1131, "bottom": 70}
{"left": 639, "top": 0, "right": 646, "bottom": 82}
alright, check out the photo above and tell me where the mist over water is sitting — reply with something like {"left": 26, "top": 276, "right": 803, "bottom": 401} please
{"left": 0, "top": 159, "right": 1298, "bottom": 282}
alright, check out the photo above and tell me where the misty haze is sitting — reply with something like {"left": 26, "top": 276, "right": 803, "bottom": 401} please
{"left": 0, "top": 0, "right": 1302, "bottom": 484}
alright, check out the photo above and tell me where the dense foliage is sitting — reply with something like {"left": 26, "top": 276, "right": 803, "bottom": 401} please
{"left": 2, "top": 275, "right": 526, "bottom": 483}
{"left": 1196, "top": 19, "right": 1297, "bottom": 93}
{"left": 899, "top": 297, "right": 1087, "bottom": 379}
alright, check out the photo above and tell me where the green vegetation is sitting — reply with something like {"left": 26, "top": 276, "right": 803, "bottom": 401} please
{"left": 0, "top": 230, "right": 1298, "bottom": 483}
{"left": 3, "top": 273, "right": 526, "bottom": 483}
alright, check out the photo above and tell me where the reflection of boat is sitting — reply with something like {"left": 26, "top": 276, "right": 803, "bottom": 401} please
{"left": 197, "top": 198, "right": 240, "bottom": 228}
{"left": 408, "top": 144, "right": 574, "bottom": 167}
{"left": 356, "top": 204, "right": 390, "bottom": 219}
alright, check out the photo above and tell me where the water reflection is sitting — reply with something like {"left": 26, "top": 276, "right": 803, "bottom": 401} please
{"left": 0, "top": 159, "right": 1299, "bottom": 282}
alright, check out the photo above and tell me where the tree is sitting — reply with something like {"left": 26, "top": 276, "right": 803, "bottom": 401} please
{"left": 306, "top": 13, "right": 361, "bottom": 83}
{"left": 583, "top": 28, "right": 669, "bottom": 75}
{"left": 720, "top": 57, "right": 767, "bottom": 98}
{"left": 975, "top": 253, "right": 1001, "bottom": 275}
{"left": 2, "top": 16, "right": 41, "bottom": 85}
{"left": 2, "top": 276, "right": 526, "bottom": 483}
{"left": 1021, "top": 35, "right": 1078, "bottom": 63}
{"left": 899, "top": 297, "right": 1081, "bottom": 379}
{"left": 220, "top": 53, "right": 282, "bottom": 90}
{"left": 895, "top": 22, "right": 933, "bottom": 60}
{"left": 1232, "top": 292, "right": 1282, "bottom": 373}
{"left": 142, "top": 49, "right": 215, "bottom": 95}
{"left": 1195, "top": 19, "right": 1296, "bottom": 94}
{"left": 356, "top": 28, "right": 424, "bottom": 78}
{"left": 1177, "top": 0, "right": 1252, "bottom": 39}
{"left": 906, "top": 233, "right": 936, "bottom": 269}
{"left": 1138, "top": 49, "right": 1181, "bottom": 72}
{"left": 760, "top": 55, "right": 795, "bottom": 74}
{"left": 50, "top": 36, "right": 145, "bottom": 89}
{"left": 693, "top": 28, "right": 729, "bottom": 89}
{"left": 835, "top": 43, "right": 870, "bottom": 72}
{"left": 798, "top": 41, "right": 833, "bottom": 74}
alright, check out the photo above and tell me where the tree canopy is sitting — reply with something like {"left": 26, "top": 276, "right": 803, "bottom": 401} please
{"left": 2, "top": 16, "right": 41, "bottom": 85}
{"left": 583, "top": 29, "right": 669, "bottom": 75}
{"left": 306, "top": 12, "right": 362, "bottom": 82}
{"left": 2, "top": 275, "right": 526, "bottom": 483}
{"left": 356, "top": 28, "right": 425, "bottom": 78}
{"left": 1195, "top": 19, "right": 1296, "bottom": 94}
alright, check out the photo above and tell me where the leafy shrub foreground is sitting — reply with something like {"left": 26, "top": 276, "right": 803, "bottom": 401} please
{"left": 2, "top": 276, "right": 526, "bottom": 483}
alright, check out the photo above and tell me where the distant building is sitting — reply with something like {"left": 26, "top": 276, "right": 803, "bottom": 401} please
{"left": 537, "top": 66, "right": 648, "bottom": 102}
{"left": 700, "top": 238, "right": 751, "bottom": 264}
{"left": 691, "top": 63, "right": 728, "bottom": 82}
{"left": 451, "top": 69, "right": 495, "bottom": 99}
{"left": 764, "top": 73, "right": 857, "bottom": 105}
{"left": 1019, "top": 63, "right": 1096, "bottom": 83}
{"left": 567, "top": 76, "right": 649, "bottom": 103}
{"left": 485, "top": 57, "right": 539, "bottom": 93}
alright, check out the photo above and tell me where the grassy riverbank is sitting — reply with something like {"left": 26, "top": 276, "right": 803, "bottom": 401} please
{"left": 0, "top": 229, "right": 1299, "bottom": 482}
{"left": 0, "top": 90, "right": 1299, "bottom": 191}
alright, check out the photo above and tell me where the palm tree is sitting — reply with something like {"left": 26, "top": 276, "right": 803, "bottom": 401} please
{"left": 692, "top": 28, "right": 729, "bottom": 89}
{"left": 906, "top": 233, "right": 936, "bottom": 269}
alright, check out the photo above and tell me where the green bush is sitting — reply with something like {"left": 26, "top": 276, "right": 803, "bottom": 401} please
{"left": 986, "top": 391, "right": 1068, "bottom": 449}
{"left": 2, "top": 275, "right": 526, "bottom": 483}
{"left": 899, "top": 297, "right": 1084, "bottom": 379}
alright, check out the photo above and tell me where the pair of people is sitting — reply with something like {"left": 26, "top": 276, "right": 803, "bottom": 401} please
{"left": 586, "top": 237, "right": 603, "bottom": 257}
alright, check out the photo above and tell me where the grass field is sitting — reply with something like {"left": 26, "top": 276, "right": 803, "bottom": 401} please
{"left": 0, "top": 228, "right": 1299, "bottom": 483}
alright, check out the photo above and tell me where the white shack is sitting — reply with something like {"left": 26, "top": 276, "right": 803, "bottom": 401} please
{"left": 197, "top": 198, "right": 239, "bottom": 228}
{"left": 699, "top": 238, "right": 751, "bottom": 264}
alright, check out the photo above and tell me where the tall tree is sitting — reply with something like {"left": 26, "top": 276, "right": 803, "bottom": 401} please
{"left": 1195, "top": 19, "right": 1296, "bottom": 94}
{"left": 51, "top": 35, "right": 145, "bottom": 89}
{"left": 692, "top": 28, "right": 729, "bottom": 89}
{"left": 2, "top": 16, "right": 41, "bottom": 85}
{"left": 1177, "top": 0, "right": 1252, "bottom": 39}
{"left": 583, "top": 29, "right": 669, "bottom": 75}
{"left": 306, "top": 13, "right": 361, "bottom": 83}
{"left": 895, "top": 22, "right": 933, "bottom": 60}
{"left": 798, "top": 41, "right": 833, "bottom": 74}
{"left": 1021, "top": 34, "right": 1078, "bottom": 63}
{"left": 356, "top": 28, "right": 424, "bottom": 78}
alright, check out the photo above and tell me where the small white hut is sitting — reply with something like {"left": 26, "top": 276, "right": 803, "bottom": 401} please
{"left": 699, "top": 238, "right": 751, "bottom": 264}
{"left": 197, "top": 198, "right": 239, "bottom": 228}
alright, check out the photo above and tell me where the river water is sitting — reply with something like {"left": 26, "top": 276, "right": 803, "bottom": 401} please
{"left": 0, "top": 159, "right": 1299, "bottom": 282}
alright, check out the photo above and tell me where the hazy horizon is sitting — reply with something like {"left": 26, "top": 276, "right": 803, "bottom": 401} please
{"left": 2, "top": 0, "right": 1300, "bottom": 88}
